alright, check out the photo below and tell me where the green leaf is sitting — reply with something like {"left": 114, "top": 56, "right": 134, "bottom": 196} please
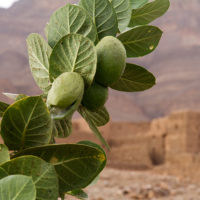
{"left": 118, "top": 25, "right": 162, "bottom": 57}
{"left": 111, "top": 63, "right": 156, "bottom": 92}
{"left": 78, "top": 106, "right": 110, "bottom": 149}
{"left": 53, "top": 117, "right": 72, "bottom": 138}
{"left": 110, "top": 0, "right": 131, "bottom": 32}
{"left": 0, "top": 101, "right": 9, "bottom": 117}
{"left": 129, "top": 0, "right": 170, "bottom": 27}
{"left": 1, "top": 96, "right": 52, "bottom": 151}
{"left": 27, "top": 33, "right": 52, "bottom": 94}
{"left": 49, "top": 34, "right": 97, "bottom": 87}
{"left": 3, "top": 93, "right": 27, "bottom": 101}
{"left": 67, "top": 189, "right": 88, "bottom": 200}
{"left": 47, "top": 3, "right": 97, "bottom": 48}
{"left": 80, "top": 106, "right": 110, "bottom": 127}
{"left": 0, "top": 175, "right": 36, "bottom": 200}
{"left": 129, "top": 0, "right": 148, "bottom": 9}
{"left": 13, "top": 144, "right": 107, "bottom": 194}
{"left": 50, "top": 89, "right": 84, "bottom": 120}
{"left": 0, "top": 144, "right": 10, "bottom": 164}
{"left": 1, "top": 155, "right": 59, "bottom": 200}
{"left": 0, "top": 167, "right": 8, "bottom": 179}
{"left": 79, "top": 0, "right": 118, "bottom": 41}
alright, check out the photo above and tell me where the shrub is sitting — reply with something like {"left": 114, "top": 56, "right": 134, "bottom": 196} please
{"left": 0, "top": 0, "right": 170, "bottom": 199}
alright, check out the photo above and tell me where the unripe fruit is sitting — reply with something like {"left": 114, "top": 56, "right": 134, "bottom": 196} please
{"left": 95, "top": 36, "right": 126, "bottom": 86}
{"left": 82, "top": 82, "right": 108, "bottom": 111}
{"left": 47, "top": 72, "right": 84, "bottom": 108}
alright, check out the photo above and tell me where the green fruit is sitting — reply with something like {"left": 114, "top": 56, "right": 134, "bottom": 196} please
{"left": 82, "top": 82, "right": 108, "bottom": 111}
{"left": 95, "top": 36, "right": 126, "bottom": 86}
{"left": 47, "top": 72, "right": 84, "bottom": 108}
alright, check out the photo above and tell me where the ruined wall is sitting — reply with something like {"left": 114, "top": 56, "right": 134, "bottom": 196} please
{"left": 148, "top": 111, "right": 200, "bottom": 167}
{"left": 107, "top": 134, "right": 153, "bottom": 170}
{"left": 166, "top": 112, "right": 188, "bottom": 156}
{"left": 184, "top": 112, "right": 200, "bottom": 153}
{"left": 148, "top": 117, "right": 168, "bottom": 165}
{"left": 104, "top": 121, "right": 152, "bottom": 169}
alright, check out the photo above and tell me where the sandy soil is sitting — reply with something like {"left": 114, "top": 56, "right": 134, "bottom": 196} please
{"left": 65, "top": 168, "right": 200, "bottom": 200}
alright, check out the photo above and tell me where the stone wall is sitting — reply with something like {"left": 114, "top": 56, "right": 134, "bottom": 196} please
{"left": 148, "top": 111, "right": 200, "bottom": 167}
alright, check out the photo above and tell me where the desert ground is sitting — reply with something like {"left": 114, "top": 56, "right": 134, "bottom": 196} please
{"left": 64, "top": 167, "right": 200, "bottom": 200}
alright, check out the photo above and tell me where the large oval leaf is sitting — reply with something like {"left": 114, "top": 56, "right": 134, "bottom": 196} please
{"left": 129, "top": 0, "right": 170, "bottom": 27}
{"left": 49, "top": 34, "right": 97, "bottom": 86}
{"left": 0, "top": 175, "right": 36, "bottom": 200}
{"left": 47, "top": 3, "right": 97, "bottom": 48}
{"left": 79, "top": 0, "right": 118, "bottom": 41}
{"left": 111, "top": 63, "right": 156, "bottom": 91}
{"left": 78, "top": 106, "right": 109, "bottom": 149}
{"left": 110, "top": 0, "right": 131, "bottom": 32}
{"left": 0, "top": 101, "right": 9, "bottom": 117}
{"left": 0, "top": 145, "right": 10, "bottom": 165}
{"left": 118, "top": 25, "right": 162, "bottom": 57}
{"left": 14, "top": 144, "right": 106, "bottom": 194}
{"left": 1, "top": 155, "right": 59, "bottom": 200}
{"left": 129, "top": 0, "right": 148, "bottom": 9}
{"left": 27, "top": 33, "right": 52, "bottom": 94}
{"left": 1, "top": 96, "right": 52, "bottom": 151}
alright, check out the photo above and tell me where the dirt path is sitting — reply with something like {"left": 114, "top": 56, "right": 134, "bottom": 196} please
{"left": 65, "top": 168, "right": 200, "bottom": 200}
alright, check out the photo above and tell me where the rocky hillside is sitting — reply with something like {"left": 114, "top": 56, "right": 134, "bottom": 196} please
{"left": 0, "top": 0, "right": 199, "bottom": 121}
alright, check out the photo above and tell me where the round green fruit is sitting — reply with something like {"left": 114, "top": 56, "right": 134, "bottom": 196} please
{"left": 95, "top": 36, "right": 126, "bottom": 86}
{"left": 82, "top": 82, "right": 108, "bottom": 111}
{"left": 47, "top": 72, "right": 84, "bottom": 108}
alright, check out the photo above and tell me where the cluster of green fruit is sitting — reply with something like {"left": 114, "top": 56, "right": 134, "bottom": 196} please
{"left": 36, "top": 0, "right": 169, "bottom": 148}
{"left": 47, "top": 36, "right": 126, "bottom": 111}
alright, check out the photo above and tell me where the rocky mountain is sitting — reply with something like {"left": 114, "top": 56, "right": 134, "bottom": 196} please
{"left": 0, "top": 0, "right": 199, "bottom": 121}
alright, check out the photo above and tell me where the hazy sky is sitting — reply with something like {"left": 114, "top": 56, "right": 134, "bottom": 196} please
{"left": 0, "top": 0, "right": 19, "bottom": 8}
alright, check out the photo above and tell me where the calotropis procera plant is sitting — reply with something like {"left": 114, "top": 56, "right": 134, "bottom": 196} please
{"left": 0, "top": 0, "right": 170, "bottom": 199}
